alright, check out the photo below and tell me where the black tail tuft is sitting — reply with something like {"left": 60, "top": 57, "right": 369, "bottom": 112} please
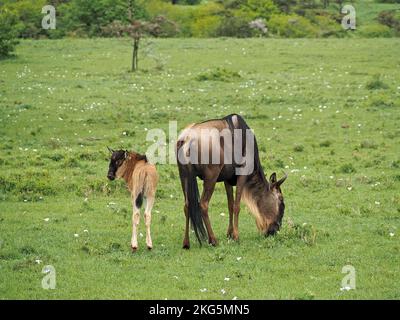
{"left": 135, "top": 192, "right": 144, "bottom": 208}
{"left": 181, "top": 165, "right": 207, "bottom": 245}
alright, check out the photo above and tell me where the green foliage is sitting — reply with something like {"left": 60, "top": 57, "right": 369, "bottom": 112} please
{"left": 268, "top": 14, "right": 318, "bottom": 37}
{"left": 216, "top": 16, "right": 255, "bottom": 37}
{"left": 2, "top": 0, "right": 400, "bottom": 39}
{"left": 1, "top": 0, "right": 55, "bottom": 38}
{"left": 375, "top": 0, "right": 400, "bottom": 3}
{"left": 0, "top": 9, "right": 19, "bottom": 58}
{"left": 366, "top": 74, "right": 389, "bottom": 90}
{"left": 57, "top": 0, "right": 148, "bottom": 37}
{"left": 359, "top": 23, "right": 394, "bottom": 38}
{"left": 195, "top": 68, "right": 241, "bottom": 81}
{"left": 377, "top": 10, "right": 400, "bottom": 35}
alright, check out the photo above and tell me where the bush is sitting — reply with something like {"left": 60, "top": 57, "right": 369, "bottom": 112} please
{"left": 216, "top": 16, "right": 254, "bottom": 37}
{"left": 267, "top": 14, "right": 318, "bottom": 37}
{"left": 358, "top": 23, "right": 394, "bottom": 38}
{"left": 195, "top": 68, "right": 241, "bottom": 81}
{"left": 58, "top": 0, "right": 148, "bottom": 37}
{"left": 2, "top": 0, "right": 46, "bottom": 39}
{"left": 0, "top": 10, "right": 19, "bottom": 58}
{"left": 191, "top": 1, "right": 223, "bottom": 37}
{"left": 339, "top": 163, "right": 356, "bottom": 174}
{"left": 377, "top": 10, "right": 400, "bottom": 35}
{"left": 192, "top": 15, "right": 222, "bottom": 37}
{"left": 366, "top": 74, "right": 389, "bottom": 90}
{"left": 145, "top": 0, "right": 194, "bottom": 36}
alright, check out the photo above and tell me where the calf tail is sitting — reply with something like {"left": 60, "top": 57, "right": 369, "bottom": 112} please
{"left": 135, "top": 192, "right": 143, "bottom": 208}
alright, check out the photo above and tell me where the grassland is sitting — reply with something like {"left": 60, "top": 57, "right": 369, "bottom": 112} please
{"left": 0, "top": 37, "right": 399, "bottom": 299}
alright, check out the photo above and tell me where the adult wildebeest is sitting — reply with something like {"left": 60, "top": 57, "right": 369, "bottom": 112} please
{"left": 107, "top": 148, "right": 158, "bottom": 252}
{"left": 176, "top": 114, "right": 287, "bottom": 249}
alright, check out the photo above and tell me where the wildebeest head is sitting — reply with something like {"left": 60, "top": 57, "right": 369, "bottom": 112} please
{"left": 264, "top": 172, "right": 287, "bottom": 236}
{"left": 107, "top": 147, "right": 128, "bottom": 181}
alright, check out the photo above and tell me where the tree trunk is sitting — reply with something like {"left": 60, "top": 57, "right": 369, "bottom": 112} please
{"left": 132, "top": 37, "right": 139, "bottom": 72}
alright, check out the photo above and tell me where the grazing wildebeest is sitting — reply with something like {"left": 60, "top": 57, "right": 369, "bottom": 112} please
{"left": 176, "top": 114, "right": 287, "bottom": 249}
{"left": 107, "top": 148, "right": 158, "bottom": 252}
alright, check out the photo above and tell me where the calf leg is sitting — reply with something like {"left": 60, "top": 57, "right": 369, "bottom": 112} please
{"left": 131, "top": 204, "right": 140, "bottom": 252}
{"left": 144, "top": 195, "right": 155, "bottom": 250}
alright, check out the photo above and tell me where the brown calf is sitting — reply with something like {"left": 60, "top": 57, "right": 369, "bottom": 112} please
{"left": 107, "top": 148, "right": 158, "bottom": 252}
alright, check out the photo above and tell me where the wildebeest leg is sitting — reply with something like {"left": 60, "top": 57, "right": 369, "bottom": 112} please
{"left": 224, "top": 182, "right": 234, "bottom": 239}
{"left": 232, "top": 176, "right": 246, "bottom": 241}
{"left": 131, "top": 202, "right": 140, "bottom": 252}
{"left": 200, "top": 178, "right": 218, "bottom": 246}
{"left": 183, "top": 200, "right": 190, "bottom": 249}
{"left": 144, "top": 196, "right": 154, "bottom": 250}
{"left": 179, "top": 174, "right": 190, "bottom": 249}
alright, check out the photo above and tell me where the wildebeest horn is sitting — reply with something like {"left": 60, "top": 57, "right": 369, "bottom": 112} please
{"left": 276, "top": 173, "right": 288, "bottom": 187}
{"left": 107, "top": 146, "right": 114, "bottom": 153}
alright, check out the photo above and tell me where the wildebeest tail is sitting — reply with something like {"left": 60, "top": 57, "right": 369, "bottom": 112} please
{"left": 179, "top": 164, "right": 207, "bottom": 245}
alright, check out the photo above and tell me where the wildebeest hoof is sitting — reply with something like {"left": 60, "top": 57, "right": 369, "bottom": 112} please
{"left": 209, "top": 238, "right": 218, "bottom": 246}
{"left": 131, "top": 246, "right": 138, "bottom": 253}
{"left": 147, "top": 246, "right": 152, "bottom": 251}
{"left": 182, "top": 243, "right": 190, "bottom": 250}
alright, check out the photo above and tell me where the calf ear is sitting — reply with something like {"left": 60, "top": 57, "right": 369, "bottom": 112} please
{"left": 270, "top": 172, "right": 277, "bottom": 184}
{"left": 137, "top": 154, "right": 148, "bottom": 162}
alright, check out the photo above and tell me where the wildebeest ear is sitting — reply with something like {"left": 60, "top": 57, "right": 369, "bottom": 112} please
{"left": 124, "top": 150, "right": 128, "bottom": 158}
{"left": 270, "top": 172, "right": 277, "bottom": 184}
{"left": 107, "top": 146, "right": 114, "bottom": 154}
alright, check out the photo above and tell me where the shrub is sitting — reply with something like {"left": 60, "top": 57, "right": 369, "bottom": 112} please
{"left": 366, "top": 74, "right": 389, "bottom": 90}
{"left": 358, "top": 23, "right": 394, "bottom": 38}
{"left": 195, "top": 68, "right": 241, "bottom": 81}
{"left": 267, "top": 14, "right": 318, "bottom": 38}
{"left": 216, "top": 16, "right": 254, "bottom": 38}
{"left": 2, "top": 0, "right": 47, "bottom": 38}
{"left": 191, "top": 15, "right": 222, "bottom": 37}
{"left": 58, "top": 0, "right": 148, "bottom": 37}
{"left": 377, "top": 10, "right": 400, "bottom": 35}
{"left": 293, "top": 144, "right": 304, "bottom": 152}
{"left": 0, "top": 10, "right": 19, "bottom": 58}
{"left": 191, "top": 1, "right": 223, "bottom": 37}
{"left": 339, "top": 163, "right": 356, "bottom": 174}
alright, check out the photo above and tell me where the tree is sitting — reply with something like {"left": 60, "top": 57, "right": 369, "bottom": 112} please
{"left": 0, "top": 9, "right": 19, "bottom": 58}
{"left": 127, "top": 17, "right": 178, "bottom": 72}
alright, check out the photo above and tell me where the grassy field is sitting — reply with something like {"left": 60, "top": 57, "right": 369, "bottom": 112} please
{"left": 0, "top": 37, "right": 399, "bottom": 299}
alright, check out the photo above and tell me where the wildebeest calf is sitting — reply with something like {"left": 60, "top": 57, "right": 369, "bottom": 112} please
{"left": 107, "top": 148, "right": 158, "bottom": 252}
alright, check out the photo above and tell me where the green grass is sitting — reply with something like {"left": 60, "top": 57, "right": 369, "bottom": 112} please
{"left": 0, "top": 37, "right": 400, "bottom": 299}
